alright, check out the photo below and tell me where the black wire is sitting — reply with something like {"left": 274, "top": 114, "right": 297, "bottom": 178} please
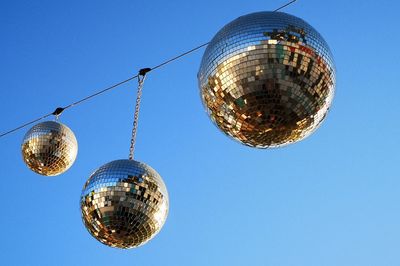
{"left": 0, "top": 113, "right": 53, "bottom": 138}
{"left": 60, "top": 41, "right": 210, "bottom": 112}
{"left": 0, "top": 43, "right": 209, "bottom": 139}
{"left": 63, "top": 75, "right": 139, "bottom": 110}
{"left": 0, "top": 0, "right": 297, "bottom": 139}
{"left": 150, "top": 42, "right": 210, "bottom": 71}
{"left": 274, "top": 0, "right": 297, "bottom": 12}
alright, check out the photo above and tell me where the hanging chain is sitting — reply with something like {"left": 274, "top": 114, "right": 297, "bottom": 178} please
{"left": 129, "top": 69, "right": 150, "bottom": 160}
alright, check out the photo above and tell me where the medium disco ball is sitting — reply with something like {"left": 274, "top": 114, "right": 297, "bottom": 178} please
{"left": 80, "top": 159, "right": 169, "bottom": 249}
{"left": 198, "top": 11, "right": 336, "bottom": 148}
{"left": 21, "top": 121, "right": 78, "bottom": 176}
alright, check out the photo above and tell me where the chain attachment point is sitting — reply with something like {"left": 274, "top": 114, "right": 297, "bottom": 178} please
{"left": 52, "top": 107, "right": 65, "bottom": 121}
{"left": 139, "top": 68, "right": 152, "bottom": 76}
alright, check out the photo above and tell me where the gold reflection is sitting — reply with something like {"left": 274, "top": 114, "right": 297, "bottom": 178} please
{"left": 21, "top": 121, "right": 78, "bottom": 176}
{"left": 198, "top": 13, "right": 335, "bottom": 148}
{"left": 80, "top": 159, "right": 168, "bottom": 249}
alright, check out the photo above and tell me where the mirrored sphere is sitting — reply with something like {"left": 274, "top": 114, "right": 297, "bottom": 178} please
{"left": 80, "top": 159, "right": 169, "bottom": 249}
{"left": 21, "top": 121, "right": 78, "bottom": 176}
{"left": 198, "top": 12, "right": 336, "bottom": 148}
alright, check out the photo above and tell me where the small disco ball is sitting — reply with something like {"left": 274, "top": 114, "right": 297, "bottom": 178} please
{"left": 21, "top": 121, "right": 78, "bottom": 176}
{"left": 198, "top": 12, "right": 336, "bottom": 148}
{"left": 80, "top": 159, "right": 169, "bottom": 249}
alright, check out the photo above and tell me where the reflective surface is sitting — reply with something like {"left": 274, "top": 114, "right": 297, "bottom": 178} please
{"left": 198, "top": 12, "right": 336, "bottom": 147}
{"left": 80, "top": 159, "right": 169, "bottom": 249}
{"left": 21, "top": 121, "right": 78, "bottom": 176}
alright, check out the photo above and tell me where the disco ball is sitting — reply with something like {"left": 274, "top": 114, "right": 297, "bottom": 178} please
{"left": 21, "top": 121, "right": 78, "bottom": 176}
{"left": 198, "top": 12, "right": 336, "bottom": 148}
{"left": 80, "top": 159, "right": 169, "bottom": 249}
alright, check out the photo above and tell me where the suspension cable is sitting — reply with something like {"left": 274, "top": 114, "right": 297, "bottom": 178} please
{"left": 0, "top": 43, "right": 207, "bottom": 138}
{"left": 0, "top": 0, "right": 297, "bottom": 139}
{"left": 274, "top": 0, "right": 297, "bottom": 12}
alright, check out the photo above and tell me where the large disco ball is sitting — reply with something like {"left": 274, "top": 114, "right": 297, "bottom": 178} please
{"left": 198, "top": 12, "right": 336, "bottom": 148}
{"left": 21, "top": 121, "right": 78, "bottom": 176}
{"left": 80, "top": 159, "right": 169, "bottom": 249}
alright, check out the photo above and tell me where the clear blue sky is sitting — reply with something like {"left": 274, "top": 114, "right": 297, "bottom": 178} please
{"left": 1, "top": 0, "right": 399, "bottom": 265}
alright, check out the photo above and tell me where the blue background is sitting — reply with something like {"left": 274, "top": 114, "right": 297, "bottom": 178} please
{"left": 1, "top": 0, "right": 399, "bottom": 265}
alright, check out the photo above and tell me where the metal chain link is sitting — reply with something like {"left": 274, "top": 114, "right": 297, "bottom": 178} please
{"left": 129, "top": 73, "right": 147, "bottom": 160}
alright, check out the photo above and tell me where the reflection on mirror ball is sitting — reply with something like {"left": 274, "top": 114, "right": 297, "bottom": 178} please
{"left": 198, "top": 12, "right": 336, "bottom": 148}
{"left": 80, "top": 159, "right": 169, "bottom": 249}
{"left": 21, "top": 121, "right": 78, "bottom": 176}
